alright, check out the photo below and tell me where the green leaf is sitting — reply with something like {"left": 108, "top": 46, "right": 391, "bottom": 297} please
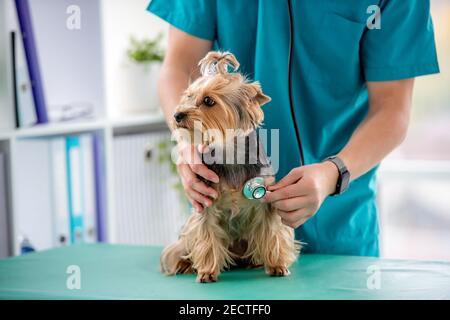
{"left": 127, "top": 33, "right": 165, "bottom": 64}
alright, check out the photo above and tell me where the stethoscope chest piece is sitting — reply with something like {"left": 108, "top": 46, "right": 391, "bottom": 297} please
{"left": 243, "top": 177, "right": 267, "bottom": 200}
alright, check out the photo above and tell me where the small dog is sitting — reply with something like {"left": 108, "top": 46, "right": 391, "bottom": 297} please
{"left": 161, "top": 51, "right": 300, "bottom": 282}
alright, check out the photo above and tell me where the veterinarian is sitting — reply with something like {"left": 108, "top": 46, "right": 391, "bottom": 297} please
{"left": 147, "top": 0, "right": 439, "bottom": 256}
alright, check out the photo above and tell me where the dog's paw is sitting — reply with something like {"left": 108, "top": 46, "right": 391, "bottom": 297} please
{"left": 176, "top": 259, "right": 194, "bottom": 274}
{"left": 196, "top": 272, "right": 219, "bottom": 283}
{"left": 266, "top": 266, "right": 290, "bottom": 277}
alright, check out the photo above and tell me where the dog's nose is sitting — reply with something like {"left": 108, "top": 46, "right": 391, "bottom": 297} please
{"left": 174, "top": 112, "right": 186, "bottom": 123}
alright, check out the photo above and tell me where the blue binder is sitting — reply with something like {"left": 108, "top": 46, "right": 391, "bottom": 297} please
{"left": 93, "top": 133, "right": 106, "bottom": 242}
{"left": 65, "top": 136, "right": 84, "bottom": 244}
{"left": 14, "top": 0, "right": 48, "bottom": 124}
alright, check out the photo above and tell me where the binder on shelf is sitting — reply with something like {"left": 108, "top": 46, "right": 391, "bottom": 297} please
{"left": 10, "top": 28, "right": 37, "bottom": 128}
{"left": 80, "top": 135, "right": 97, "bottom": 243}
{"left": 0, "top": 153, "right": 10, "bottom": 258}
{"left": 93, "top": 133, "right": 106, "bottom": 242}
{"left": 13, "top": 139, "right": 54, "bottom": 253}
{"left": 113, "top": 132, "right": 185, "bottom": 245}
{"left": 10, "top": 31, "right": 20, "bottom": 128}
{"left": 14, "top": 0, "right": 48, "bottom": 124}
{"left": 66, "top": 136, "right": 84, "bottom": 244}
{"left": 50, "top": 138, "right": 70, "bottom": 247}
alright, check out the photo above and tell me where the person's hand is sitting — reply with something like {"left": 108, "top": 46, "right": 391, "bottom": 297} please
{"left": 176, "top": 143, "right": 219, "bottom": 213}
{"left": 263, "top": 162, "right": 339, "bottom": 228}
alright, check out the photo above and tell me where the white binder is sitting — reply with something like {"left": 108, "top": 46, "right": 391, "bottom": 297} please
{"left": 0, "top": 153, "right": 10, "bottom": 258}
{"left": 80, "top": 134, "right": 97, "bottom": 243}
{"left": 113, "top": 130, "right": 186, "bottom": 246}
{"left": 49, "top": 138, "right": 70, "bottom": 247}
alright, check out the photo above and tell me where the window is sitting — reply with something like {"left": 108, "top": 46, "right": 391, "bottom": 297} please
{"left": 378, "top": 0, "right": 450, "bottom": 261}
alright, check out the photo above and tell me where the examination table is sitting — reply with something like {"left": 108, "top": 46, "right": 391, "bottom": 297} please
{"left": 0, "top": 244, "right": 449, "bottom": 299}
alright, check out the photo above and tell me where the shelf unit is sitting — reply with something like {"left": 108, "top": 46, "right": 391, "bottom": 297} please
{"left": 0, "top": 0, "right": 176, "bottom": 256}
{"left": 0, "top": 112, "right": 166, "bottom": 140}
{"left": 0, "top": 112, "right": 169, "bottom": 255}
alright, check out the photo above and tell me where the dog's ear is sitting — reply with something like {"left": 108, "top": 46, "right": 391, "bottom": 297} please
{"left": 244, "top": 82, "right": 271, "bottom": 107}
{"left": 199, "top": 51, "right": 240, "bottom": 76}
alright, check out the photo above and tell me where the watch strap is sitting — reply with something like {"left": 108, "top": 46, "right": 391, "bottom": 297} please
{"left": 324, "top": 156, "right": 350, "bottom": 196}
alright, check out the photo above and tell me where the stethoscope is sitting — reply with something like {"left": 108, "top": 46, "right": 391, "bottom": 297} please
{"left": 243, "top": 0, "right": 304, "bottom": 200}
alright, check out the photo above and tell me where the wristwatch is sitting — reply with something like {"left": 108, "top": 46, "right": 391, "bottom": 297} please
{"left": 323, "top": 156, "right": 350, "bottom": 196}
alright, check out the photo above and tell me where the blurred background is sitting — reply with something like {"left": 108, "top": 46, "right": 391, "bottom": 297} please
{"left": 378, "top": 0, "right": 450, "bottom": 261}
{"left": 0, "top": 0, "right": 448, "bottom": 261}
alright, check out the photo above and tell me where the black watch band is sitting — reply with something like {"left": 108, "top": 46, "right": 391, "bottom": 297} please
{"left": 323, "top": 156, "right": 350, "bottom": 196}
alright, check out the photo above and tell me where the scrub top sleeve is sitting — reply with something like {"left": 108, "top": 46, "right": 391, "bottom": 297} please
{"left": 147, "top": 0, "right": 216, "bottom": 41}
{"left": 361, "top": 0, "right": 440, "bottom": 82}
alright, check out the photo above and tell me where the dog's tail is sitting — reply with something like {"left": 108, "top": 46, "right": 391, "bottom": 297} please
{"left": 199, "top": 51, "right": 240, "bottom": 76}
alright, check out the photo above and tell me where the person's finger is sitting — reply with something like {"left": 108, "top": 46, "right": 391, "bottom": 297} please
{"left": 272, "top": 196, "right": 309, "bottom": 212}
{"left": 180, "top": 166, "right": 218, "bottom": 201}
{"left": 278, "top": 208, "right": 310, "bottom": 223}
{"left": 178, "top": 163, "right": 196, "bottom": 184}
{"left": 189, "top": 163, "right": 219, "bottom": 183}
{"left": 190, "top": 199, "right": 204, "bottom": 213}
{"left": 263, "top": 183, "right": 308, "bottom": 203}
{"left": 197, "top": 143, "right": 210, "bottom": 154}
{"left": 278, "top": 210, "right": 298, "bottom": 224}
{"left": 278, "top": 209, "right": 309, "bottom": 228}
{"left": 268, "top": 167, "right": 304, "bottom": 191}
{"left": 191, "top": 145, "right": 219, "bottom": 182}
{"left": 186, "top": 188, "right": 213, "bottom": 208}
{"left": 281, "top": 216, "right": 307, "bottom": 229}
{"left": 178, "top": 166, "right": 212, "bottom": 206}
{"left": 188, "top": 144, "right": 205, "bottom": 165}
{"left": 186, "top": 193, "right": 204, "bottom": 213}
{"left": 178, "top": 144, "right": 198, "bottom": 165}
{"left": 281, "top": 218, "right": 295, "bottom": 228}
{"left": 191, "top": 180, "right": 218, "bottom": 199}
{"left": 179, "top": 144, "right": 219, "bottom": 183}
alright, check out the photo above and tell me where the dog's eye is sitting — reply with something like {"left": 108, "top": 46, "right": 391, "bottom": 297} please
{"left": 203, "top": 96, "right": 215, "bottom": 107}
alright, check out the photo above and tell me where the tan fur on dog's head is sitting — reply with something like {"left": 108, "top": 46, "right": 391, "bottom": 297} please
{"left": 173, "top": 51, "right": 271, "bottom": 144}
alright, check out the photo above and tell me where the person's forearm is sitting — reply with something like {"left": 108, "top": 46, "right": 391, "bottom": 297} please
{"left": 158, "top": 64, "right": 192, "bottom": 127}
{"left": 337, "top": 108, "right": 408, "bottom": 180}
{"left": 337, "top": 80, "right": 414, "bottom": 181}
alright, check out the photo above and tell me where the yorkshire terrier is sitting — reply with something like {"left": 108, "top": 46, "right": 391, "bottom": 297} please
{"left": 161, "top": 51, "right": 300, "bottom": 283}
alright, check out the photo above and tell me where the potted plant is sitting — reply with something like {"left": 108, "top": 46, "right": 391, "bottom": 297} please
{"left": 121, "top": 33, "right": 164, "bottom": 115}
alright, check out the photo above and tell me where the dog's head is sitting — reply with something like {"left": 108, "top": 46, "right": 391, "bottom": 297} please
{"left": 172, "top": 51, "right": 271, "bottom": 145}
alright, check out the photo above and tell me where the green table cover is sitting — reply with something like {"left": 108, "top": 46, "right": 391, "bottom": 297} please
{"left": 0, "top": 244, "right": 449, "bottom": 299}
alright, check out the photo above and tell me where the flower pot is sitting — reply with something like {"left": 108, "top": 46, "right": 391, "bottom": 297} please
{"left": 119, "top": 61, "right": 161, "bottom": 115}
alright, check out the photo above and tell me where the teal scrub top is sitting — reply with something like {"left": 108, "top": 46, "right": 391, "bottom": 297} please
{"left": 147, "top": 0, "right": 440, "bottom": 256}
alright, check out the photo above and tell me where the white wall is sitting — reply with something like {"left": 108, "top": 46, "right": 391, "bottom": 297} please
{"left": 101, "top": 0, "right": 168, "bottom": 118}
{"left": 30, "top": 0, "right": 105, "bottom": 120}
